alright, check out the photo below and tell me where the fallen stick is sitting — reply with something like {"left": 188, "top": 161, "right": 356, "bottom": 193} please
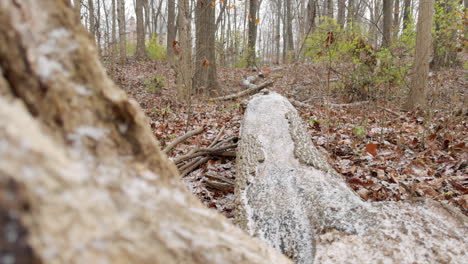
{"left": 211, "top": 80, "right": 274, "bottom": 101}
{"left": 180, "top": 156, "right": 211, "bottom": 177}
{"left": 289, "top": 99, "right": 315, "bottom": 110}
{"left": 324, "top": 101, "right": 369, "bottom": 107}
{"left": 163, "top": 127, "right": 204, "bottom": 154}
{"left": 175, "top": 144, "right": 237, "bottom": 165}
{"left": 378, "top": 106, "right": 403, "bottom": 117}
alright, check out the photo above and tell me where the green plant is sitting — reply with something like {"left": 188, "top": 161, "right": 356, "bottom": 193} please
{"left": 144, "top": 75, "right": 166, "bottom": 93}
{"left": 146, "top": 35, "right": 166, "bottom": 61}
{"left": 126, "top": 43, "right": 135, "bottom": 56}
{"left": 353, "top": 126, "right": 366, "bottom": 138}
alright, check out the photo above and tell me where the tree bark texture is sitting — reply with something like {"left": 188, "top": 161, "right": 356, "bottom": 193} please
{"left": 166, "top": 0, "right": 176, "bottom": 65}
{"left": 405, "top": 0, "right": 435, "bottom": 110}
{"left": 88, "top": 0, "right": 95, "bottom": 39}
{"left": 236, "top": 92, "right": 467, "bottom": 264}
{"left": 337, "top": 0, "right": 346, "bottom": 27}
{"left": 0, "top": 1, "right": 292, "bottom": 263}
{"left": 135, "top": 0, "right": 147, "bottom": 59}
{"left": 247, "top": 0, "right": 258, "bottom": 67}
{"left": 175, "top": 0, "right": 193, "bottom": 100}
{"left": 382, "top": 0, "right": 393, "bottom": 47}
{"left": 194, "top": 0, "right": 218, "bottom": 94}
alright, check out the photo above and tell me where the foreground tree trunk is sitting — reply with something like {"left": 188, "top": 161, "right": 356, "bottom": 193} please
{"left": 0, "top": 1, "right": 291, "bottom": 263}
{"left": 405, "top": 0, "right": 435, "bottom": 110}
{"left": 194, "top": 0, "right": 218, "bottom": 94}
{"left": 236, "top": 92, "right": 467, "bottom": 264}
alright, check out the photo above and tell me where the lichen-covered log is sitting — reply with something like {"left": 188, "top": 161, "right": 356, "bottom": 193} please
{"left": 236, "top": 91, "right": 467, "bottom": 263}
{"left": 0, "top": 1, "right": 291, "bottom": 263}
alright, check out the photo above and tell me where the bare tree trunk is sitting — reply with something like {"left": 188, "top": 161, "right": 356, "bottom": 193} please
{"left": 404, "top": 0, "right": 434, "bottom": 110}
{"left": 112, "top": 0, "right": 117, "bottom": 56}
{"left": 167, "top": 0, "right": 176, "bottom": 65}
{"left": 176, "top": 0, "right": 192, "bottom": 100}
{"left": 96, "top": 0, "right": 102, "bottom": 56}
{"left": 194, "top": 0, "right": 218, "bottom": 94}
{"left": 347, "top": 0, "right": 355, "bottom": 24}
{"left": 247, "top": 0, "right": 259, "bottom": 67}
{"left": 337, "top": 0, "right": 346, "bottom": 27}
{"left": 135, "top": 0, "right": 147, "bottom": 59}
{"left": 393, "top": 0, "right": 400, "bottom": 37}
{"left": 327, "top": 0, "right": 334, "bottom": 18}
{"left": 382, "top": 0, "right": 393, "bottom": 47}
{"left": 117, "top": 0, "right": 126, "bottom": 64}
{"left": 402, "top": 0, "right": 412, "bottom": 30}
{"left": 285, "top": 0, "right": 294, "bottom": 62}
{"left": 74, "top": 0, "right": 81, "bottom": 21}
{"left": 88, "top": 0, "right": 95, "bottom": 40}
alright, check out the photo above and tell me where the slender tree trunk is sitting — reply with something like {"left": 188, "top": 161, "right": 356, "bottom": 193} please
{"left": 117, "top": 0, "right": 126, "bottom": 64}
{"left": 382, "top": 0, "right": 393, "bottom": 47}
{"left": 112, "top": 0, "right": 117, "bottom": 56}
{"left": 167, "top": 0, "right": 176, "bottom": 65}
{"left": 176, "top": 0, "right": 192, "bottom": 100}
{"left": 327, "top": 0, "right": 334, "bottom": 18}
{"left": 135, "top": 0, "right": 147, "bottom": 59}
{"left": 337, "top": 0, "right": 346, "bottom": 27}
{"left": 194, "top": 0, "right": 218, "bottom": 94}
{"left": 285, "top": 0, "right": 294, "bottom": 62}
{"left": 393, "top": 0, "right": 400, "bottom": 37}
{"left": 247, "top": 0, "right": 259, "bottom": 67}
{"left": 347, "top": 0, "right": 355, "bottom": 24}
{"left": 74, "top": 0, "right": 81, "bottom": 21}
{"left": 276, "top": 1, "right": 282, "bottom": 64}
{"left": 96, "top": 0, "right": 102, "bottom": 56}
{"left": 88, "top": 0, "right": 95, "bottom": 40}
{"left": 402, "top": 0, "right": 412, "bottom": 30}
{"left": 404, "top": 0, "right": 434, "bottom": 110}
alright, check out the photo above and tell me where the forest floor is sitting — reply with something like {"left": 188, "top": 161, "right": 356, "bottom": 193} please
{"left": 108, "top": 59, "right": 467, "bottom": 218}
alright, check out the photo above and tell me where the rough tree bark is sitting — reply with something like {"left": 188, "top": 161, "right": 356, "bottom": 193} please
{"left": 405, "top": 0, "right": 435, "bottom": 110}
{"left": 236, "top": 92, "right": 467, "bottom": 264}
{"left": 175, "top": 0, "right": 193, "bottom": 101}
{"left": 247, "top": 0, "right": 258, "bottom": 68}
{"left": 194, "top": 0, "right": 218, "bottom": 94}
{"left": 88, "top": 0, "right": 95, "bottom": 39}
{"left": 0, "top": 1, "right": 293, "bottom": 263}
{"left": 337, "top": 0, "right": 346, "bottom": 27}
{"left": 135, "top": 0, "right": 147, "bottom": 59}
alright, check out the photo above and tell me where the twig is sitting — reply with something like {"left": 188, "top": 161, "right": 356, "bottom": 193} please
{"left": 163, "top": 127, "right": 204, "bottom": 154}
{"left": 211, "top": 80, "right": 274, "bottom": 101}
{"left": 180, "top": 157, "right": 210, "bottom": 177}
{"left": 290, "top": 99, "right": 315, "bottom": 110}
{"left": 378, "top": 106, "right": 403, "bottom": 117}
{"left": 175, "top": 144, "right": 237, "bottom": 165}
{"left": 324, "top": 101, "right": 369, "bottom": 108}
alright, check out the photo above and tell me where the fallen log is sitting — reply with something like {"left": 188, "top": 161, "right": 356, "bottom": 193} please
{"left": 211, "top": 80, "right": 274, "bottom": 101}
{"left": 236, "top": 92, "right": 467, "bottom": 263}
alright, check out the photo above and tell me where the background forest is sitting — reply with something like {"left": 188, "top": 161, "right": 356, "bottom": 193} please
{"left": 74, "top": 0, "right": 466, "bottom": 215}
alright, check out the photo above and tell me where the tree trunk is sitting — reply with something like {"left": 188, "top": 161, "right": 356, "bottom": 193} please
{"left": 327, "top": 0, "right": 334, "bottom": 18}
{"left": 88, "top": 0, "right": 95, "bottom": 40}
{"left": 176, "top": 0, "right": 192, "bottom": 101}
{"left": 117, "top": 0, "right": 126, "bottom": 64}
{"left": 194, "top": 0, "right": 218, "bottom": 94}
{"left": 402, "top": 0, "right": 412, "bottom": 30}
{"left": 74, "top": 0, "right": 81, "bottom": 21}
{"left": 135, "top": 0, "right": 147, "bottom": 59}
{"left": 404, "top": 0, "right": 435, "bottom": 110}
{"left": 112, "top": 0, "right": 117, "bottom": 56}
{"left": 0, "top": 1, "right": 292, "bottom": 263}
{"left": 237, "top": 92, "right": 468, "bottom": 264}
{"left": 247, "top": 0, "right": 258, "bottom": 67}
{"left": 382, "top": 0, "right": 393, "bottom": 47}
{"left": 307, "top": 0, "right": 316, "bottom": 32}
{"left": 393, "top": 0, "right": 400, "bottom": 37}
{"left": 166, "top": 0, "right": 176, "bottom": 65}
{"left": 285, "top": 0, "right": 294, "bottom": 62}
{"left": 337, "top": 0, "right": 346, "bottom": 27}
{"left": 347, "top": 0, "right": 354, "bottom": 24}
